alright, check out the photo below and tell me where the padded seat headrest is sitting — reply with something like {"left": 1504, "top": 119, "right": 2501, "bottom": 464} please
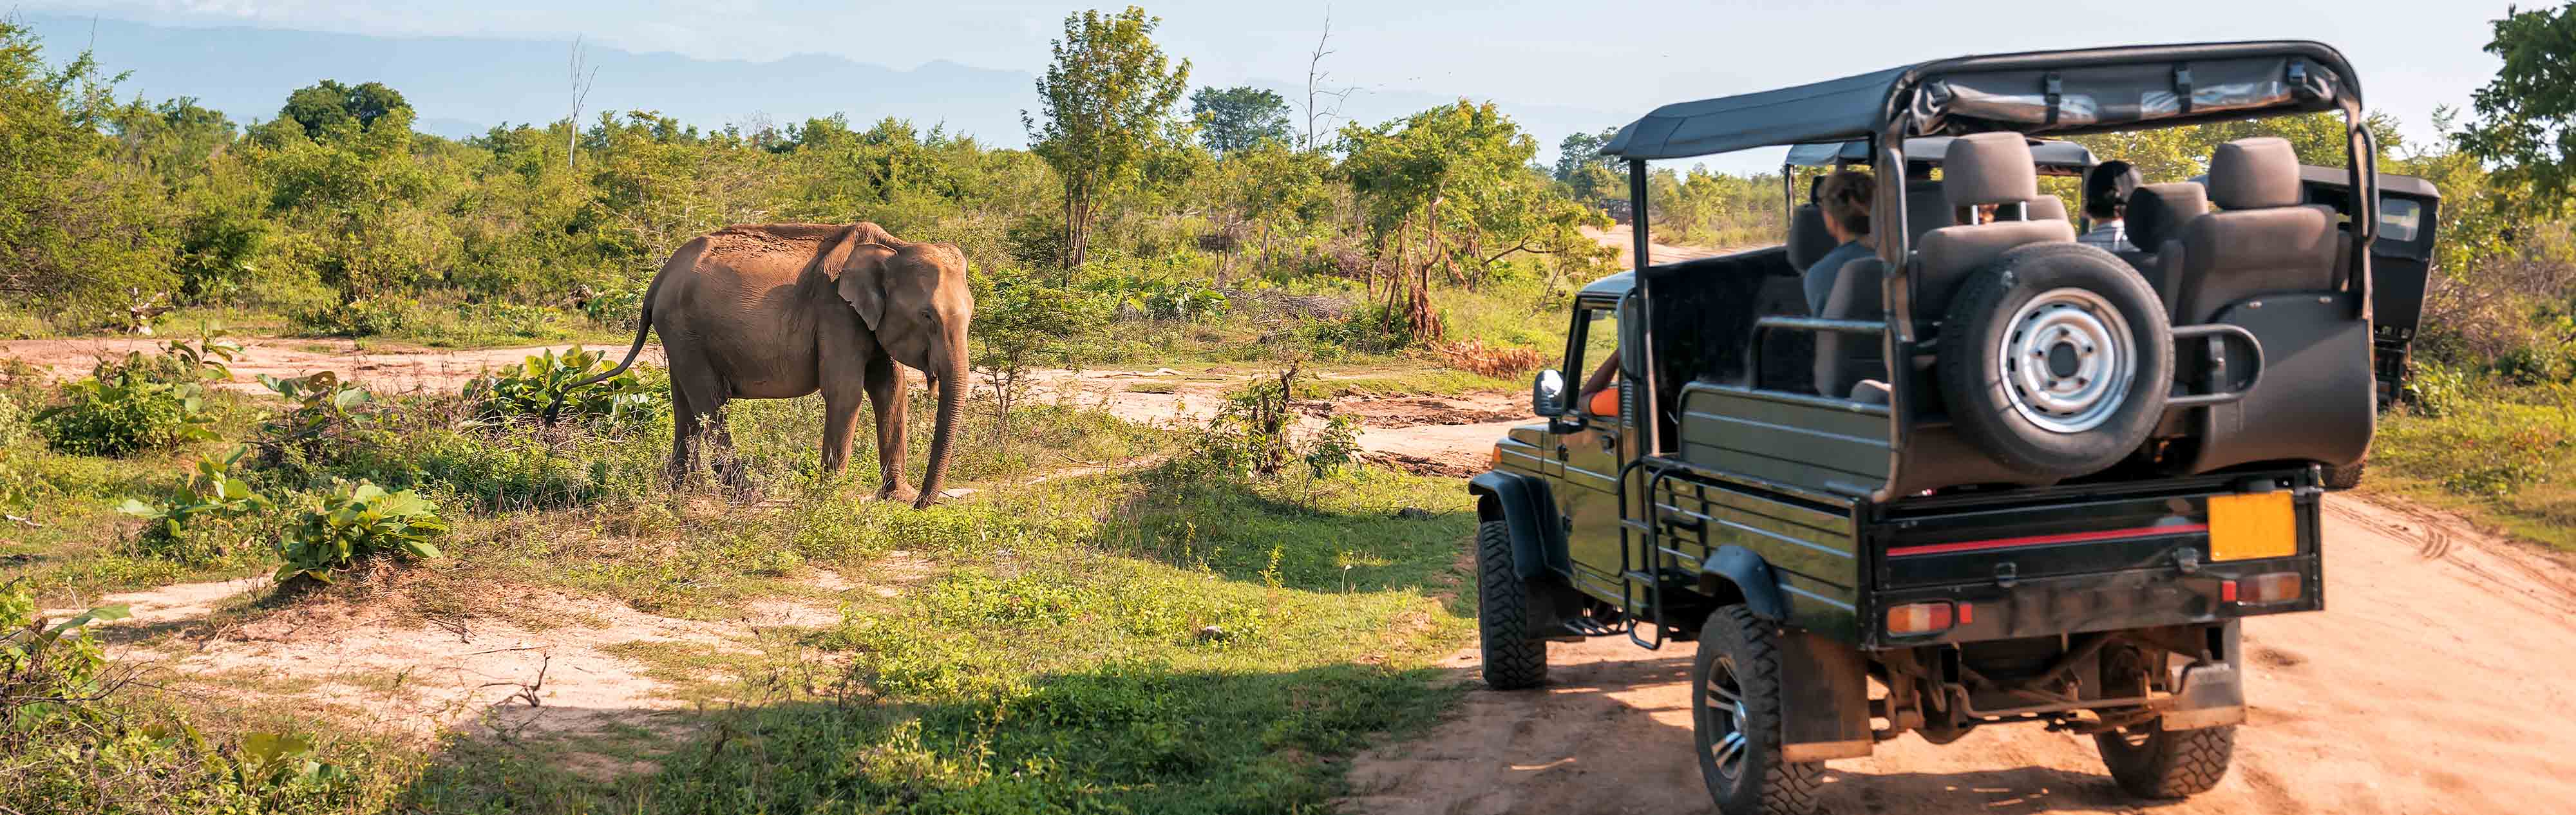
{"left": 1943, "top": 133, "right": 2040, "bottom": 209}
{"left": 2126, "top": 182, "right": 2208, "bottom": 250}
{"left": 2209, "top": 137, "right": 2302, "bottom": 209}
{"left": 1786, "top": 203, "right": 1837, "bottom": 270}
{"left": 2024, "top": 194, "right": 2067, "bottom": 223}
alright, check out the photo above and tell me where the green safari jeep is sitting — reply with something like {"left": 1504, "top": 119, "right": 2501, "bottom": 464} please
{"left": 1470, "top": 41, "right": 2413, "bottom": 814}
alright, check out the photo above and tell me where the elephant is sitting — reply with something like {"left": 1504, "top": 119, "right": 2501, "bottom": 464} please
{"left": 570, "top": 221, "right": 973, "bottom": 509}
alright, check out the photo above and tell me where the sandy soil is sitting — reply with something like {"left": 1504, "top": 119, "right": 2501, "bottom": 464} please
{"left": 1343, "top": 495, "right": 2576, "bottom": 815}
{"left": 0, "top": 337, "right": 663, "bottom": 395}
{"left": 1581, "top": 225, "right": 1735, "bottom": 269}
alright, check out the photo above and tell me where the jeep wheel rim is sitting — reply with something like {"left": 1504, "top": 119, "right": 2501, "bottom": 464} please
{"left": 1999, "top": 287, "right": 2136, "bottom": 435}
{"left": 1703, "top": 654, "right": 1751, "bottom": 783}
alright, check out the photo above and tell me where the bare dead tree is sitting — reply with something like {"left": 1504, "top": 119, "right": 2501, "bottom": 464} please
{"left": 567, "top": 37, "right": 600, "bottom": 169}
{"left": 1302, "top": 6, "right": 1360, "bottom": 151}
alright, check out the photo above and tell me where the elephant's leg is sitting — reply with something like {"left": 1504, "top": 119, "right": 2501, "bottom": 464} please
{"left": 670, "top": 362, "right": 735, "bottom": 487}
{"left": 865, "top": 355, "right": 916, "bottom": 503}
{"left": 820, "top": 374, "right": 864, "bottom": 476}
{"left": 667, "top": 382, "right": 699, "bottom": 484}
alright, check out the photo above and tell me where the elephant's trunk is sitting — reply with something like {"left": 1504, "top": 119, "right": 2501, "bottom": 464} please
{"left": 913, "top": 355, "right": 967, "bottom": 509}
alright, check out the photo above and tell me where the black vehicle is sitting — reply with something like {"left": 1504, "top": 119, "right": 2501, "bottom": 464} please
{"left": 1470, "top": 41, "right": 2404, "bottom": 814}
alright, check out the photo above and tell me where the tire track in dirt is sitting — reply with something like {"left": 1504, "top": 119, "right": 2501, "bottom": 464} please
{"left": 1347, "top": 494, "right": 2576, "bottom": 815}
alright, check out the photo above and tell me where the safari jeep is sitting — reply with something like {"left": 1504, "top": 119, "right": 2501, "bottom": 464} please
{"left": 1470, "top": 41, "right": 2422, "bottom": 814}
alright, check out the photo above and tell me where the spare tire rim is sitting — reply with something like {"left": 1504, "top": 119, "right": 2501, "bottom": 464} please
{"left": 2000, "top": 287, "right": 2135, "bottom": 435}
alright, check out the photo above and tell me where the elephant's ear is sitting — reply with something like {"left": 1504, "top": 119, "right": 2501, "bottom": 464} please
{"left": 830, "top": 239, "right": 899, "bottom": 332}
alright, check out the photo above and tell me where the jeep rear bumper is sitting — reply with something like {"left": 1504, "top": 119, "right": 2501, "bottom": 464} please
{"left": 1861, "top": 552, "right": 2321, "bottom": 650}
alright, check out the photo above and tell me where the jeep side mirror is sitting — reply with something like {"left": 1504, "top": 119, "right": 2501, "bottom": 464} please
{"left": 1532, "top": 369, "right": 1567, "bottom": 417}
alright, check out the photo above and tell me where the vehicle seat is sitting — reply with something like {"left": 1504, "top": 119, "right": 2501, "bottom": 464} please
{"left": 1904, "top": 180, "right": 1951, "bottom": 245}
{"left": 2159, "top": 138, "right": 2372, "bottom": 474}
{"left": 2123, "top": 182, "right": 2209, "bottom": 308}
{"left": 1910, "top": 133, "right": 2079, "bottom": 321}
{"left": 2163, "top": 138, "right": 2340, "bottom": 324}
{"left": 1786, "top": 204, "right": 1837, "bottom": 272}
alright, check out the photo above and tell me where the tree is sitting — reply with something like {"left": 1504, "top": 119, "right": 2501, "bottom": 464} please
{"left": 0, "top": 22, "right": 177, "bottom": 324}
{"left": 971, "top": 272, "right": 1109, "bottom": 445}
{"left": 277, "top": 80, "right": 410, "bottom": 140}
{"left": 1190, "top": 86, "right": 1291, "bottom": 155}
{"left": 1340, "top": 101, "right": 1564, "bottom": 339}
{"left": 2456, "top": 3, "right": 2576, "bottom": 215}
{"left": 1554, "top": 127, "right": 1622, "bottom": 203}
{"left": 1023, "top": 6, "right": 1191, "bottom": 269}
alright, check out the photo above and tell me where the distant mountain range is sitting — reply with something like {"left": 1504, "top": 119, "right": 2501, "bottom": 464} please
{"left": 25, "top": 12, "right": 1627, "bottom": 156}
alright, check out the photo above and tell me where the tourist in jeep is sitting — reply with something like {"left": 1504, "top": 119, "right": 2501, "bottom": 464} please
{"left": 2079, "top": 160, "right": 2144, "bottom": 252}
{"left": 1802, "top": 169, "right": 1875, "bottom": 314}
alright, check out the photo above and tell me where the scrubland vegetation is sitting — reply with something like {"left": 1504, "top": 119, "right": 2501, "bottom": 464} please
{"left": 5, "top": 3, "right": 2576, "bottom": 812}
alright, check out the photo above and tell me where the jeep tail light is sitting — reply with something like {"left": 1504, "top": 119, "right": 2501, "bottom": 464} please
{"left": 1490, "top": 444, "right": 1503, "bottom": 471}
{"left": 1885, "top": 602, "right": 1954, "bottom": 636}
{"left": 2241, "top": 572, "right": 2302, "bottom": 604}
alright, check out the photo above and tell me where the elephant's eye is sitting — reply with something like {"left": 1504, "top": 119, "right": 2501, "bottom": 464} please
{"left": 918, "top": 307, "right": 936, "bottom": 321}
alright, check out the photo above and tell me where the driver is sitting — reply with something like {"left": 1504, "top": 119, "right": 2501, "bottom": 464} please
{"left": 1577, "top": 351, "right": 1620, "bottom": 417}
{"left": 1803, "top": 169, "right": 1877, "bottom": 314}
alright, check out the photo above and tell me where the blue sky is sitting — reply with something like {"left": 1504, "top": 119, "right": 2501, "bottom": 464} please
{"left": 33, "top": 0, "right": 2515, "bottom": 171}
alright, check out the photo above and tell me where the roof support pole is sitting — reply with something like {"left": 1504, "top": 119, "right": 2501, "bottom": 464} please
{"left": 1629, "top": 159, "right": 1651, "bottom": 274}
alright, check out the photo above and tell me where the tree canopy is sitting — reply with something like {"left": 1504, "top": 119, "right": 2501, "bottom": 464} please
{"left": 1024, "top": 5, "right": 1191, "bottom": 268}
{"left": 276, "top": 79, "right": 410, "bottom": 140}
{"left": 1190, "top": 86, "right": 1292, "bottom": 155}
{"left": 2456, "top": 2, "right": 2576, "bottom": 215}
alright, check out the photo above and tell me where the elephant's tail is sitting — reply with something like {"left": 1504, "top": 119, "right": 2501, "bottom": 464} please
{"left": 545, "top": 256, "right": 672, "bottom": 424}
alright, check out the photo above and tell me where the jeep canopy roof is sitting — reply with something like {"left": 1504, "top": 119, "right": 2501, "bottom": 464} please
{"left": 1783, "top": 136, "right": 2096, "bottom": 169}
{"left": 1602, "top": 41, "right": 2358, "bottom": 160}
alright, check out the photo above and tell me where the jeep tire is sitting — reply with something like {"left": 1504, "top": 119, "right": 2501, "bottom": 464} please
{"left": 1693, "top": 604, "right": 1823, "bottom": 815}
{"left": 1940, "top": 242, "right": 2174, "bottom": 480}
{"left": 2096, "top": 721, "right": 2236, "bottom": 798}
{"left": 1475, "top": 520, "right": 1547, "bottom": 689}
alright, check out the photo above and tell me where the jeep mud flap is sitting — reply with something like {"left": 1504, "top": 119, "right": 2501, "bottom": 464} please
{"left": 1777, "top": 628, "right": 1875, "bottom": 761}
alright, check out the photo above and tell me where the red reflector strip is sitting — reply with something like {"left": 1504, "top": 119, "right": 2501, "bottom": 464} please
{"left": 2221, "top": 579, "right": 2239, "bottom": 603}
{"left": 1956, "top": 603, "right": 1974, "bottom": 625}
{"left": 1886, "top": 523, "right": 2210, "bottom": 557}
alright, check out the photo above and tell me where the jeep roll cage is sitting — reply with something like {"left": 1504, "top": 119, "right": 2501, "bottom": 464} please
{"left": 1597, "top": 40, "right": 2377, "bottom": 503}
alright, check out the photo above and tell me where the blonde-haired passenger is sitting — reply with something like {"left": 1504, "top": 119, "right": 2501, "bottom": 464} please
{"left": 1802, "top": 169, "right": 1877, "bottom": 315}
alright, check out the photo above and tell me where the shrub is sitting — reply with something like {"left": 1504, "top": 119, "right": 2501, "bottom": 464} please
{"left": 462, "top": 347, "right": 660, "bottom": 432}
{"left": 254, "top": 371, "right": 380, "bottom": 478}
{"left": 1, "top": 581, "right": 130, "bottom": 738}
{"left": 117, "top": 445, "right": 272, "bottom": 566}
{"left": 289, "top": 297, "right": 415, "bottom": 337}
{"left": 1195, "top": 363, "right": 1363, "bottom": 479}
{"left": 33, "top": 373, "right": 218, "bottom": 457}
{"left": 273, "top": 479, "right": 448, "bottom": 585}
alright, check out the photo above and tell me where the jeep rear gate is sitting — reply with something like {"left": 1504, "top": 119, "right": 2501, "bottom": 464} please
{"left": 1860, "top": 469, "right": 2324, "bottom": 648}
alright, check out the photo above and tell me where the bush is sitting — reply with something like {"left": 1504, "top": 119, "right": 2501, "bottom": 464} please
{"left": 33, "top": 373, "right": 217, "bottom": 457}
{"left": 463, "top": 346, "right": 661, "bottom": 433}
{"left": 117, "top": 446, "right": 272, "bottom": 566}
{"left": 273, "top": 479, "right": 448, "bottom": 585}
{"left": 254, "top": 371, "right": 381, "bottom": 478}
{"left": 2, "top": 581, "right": 130, "bottom": 740}
{"left": 289, "top": 297, "right": 415, "bottom": 337}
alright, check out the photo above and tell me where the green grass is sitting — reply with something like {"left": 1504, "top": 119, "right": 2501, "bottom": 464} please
{"left": 2369, "top": 380, "right": 2576, "bottom": 552}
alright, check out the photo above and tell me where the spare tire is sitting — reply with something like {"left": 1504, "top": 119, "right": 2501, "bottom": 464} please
{"left": 1938, "top": 243, "right": 2172, "bottom": 479}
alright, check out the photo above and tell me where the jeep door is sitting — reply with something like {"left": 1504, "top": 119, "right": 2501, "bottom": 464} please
{"left": 1554, "top": 302, "right": 1634, "bottom": 600}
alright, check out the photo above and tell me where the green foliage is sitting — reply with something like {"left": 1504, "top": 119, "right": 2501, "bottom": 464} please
{"left": 2456, "top": 3, "right": 2576, "bottom": 216}
{"left": 1193, "top": 363, "right": 1362, "bottom": 480}
{"left": 32, "top": 364, "right": 218, "bottom": 458}
{"left": 273, "top": 79, "right": 410, "bottom": 141}
{"left": 972, "top": 274, "right": 1112, "bottom": 440}
{"left": 248, "top": 370, "right": 393, "bottom": 491}
{"left": 0, "top": 23, "right": 180, "bottom": 325}
{"left": 1, "top": 580, "right": 128, "bottom": 733}
{"left": 462, "top": 346, "right": 661, "bottom": 431}
{"left": 273, "top": 479, "right": 448, "bottom": 585}
{"left": 1025, "top": 5, "right": 1193, "bottom": 267}
{"left": 289, "top": 297, "right": 415, "bottom": 337}
{"left": 116, "top": 445, "right": 270, "bottom": 565}
{"left": 1189, "top": 85, "right": 1291, "bottom": 155}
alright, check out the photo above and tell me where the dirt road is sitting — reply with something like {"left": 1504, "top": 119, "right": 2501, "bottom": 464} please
{"left": 1581, "top": 225, "right": 1735, "bottom": 269}
{"left": 1345, "top": 496, "right": 2576, "bottom": 815}
{"left": 0, "top": 336, "right": 663, "bottom": 395}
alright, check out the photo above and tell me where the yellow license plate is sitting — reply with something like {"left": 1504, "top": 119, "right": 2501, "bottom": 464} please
{"left": 2207, "top": 491, "right": 2296, "bottom": 561}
